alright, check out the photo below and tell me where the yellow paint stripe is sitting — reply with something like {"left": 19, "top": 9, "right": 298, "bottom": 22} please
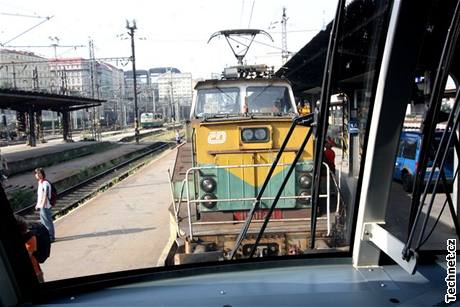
{"left": 214, "top": 152, "right": 296, "bottom": 186}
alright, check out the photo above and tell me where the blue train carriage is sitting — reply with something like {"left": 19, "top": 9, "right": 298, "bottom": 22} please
{"left": 140, "top": 112, "right": 165, "bottom": 128}
{"left": 168, "top": 67, "right": 337, "bottom": 264}
{"left": 394, "top": 130, "right": 454, "bottom": 192}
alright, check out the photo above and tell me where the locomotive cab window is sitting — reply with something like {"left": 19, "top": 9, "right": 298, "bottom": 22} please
{"left": 246, "top": 86, "right": 293, "bottom": 114}
{"left": 195, "top": 87, "right": 240, "bottom": 117}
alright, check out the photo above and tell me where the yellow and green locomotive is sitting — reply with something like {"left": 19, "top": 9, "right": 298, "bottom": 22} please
{"left": 190, "top": 75, "right": 313, "bottom": 214}
{"left": 167, "top": 65, "right": 335, "bottom": 264}
{"left": 167, "top": 30, "right": 336, "bottom": 264}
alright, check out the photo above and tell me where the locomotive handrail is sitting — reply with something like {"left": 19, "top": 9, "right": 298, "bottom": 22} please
{"left": 324, "top": 162, "right": 331, "bottom": 236}
{"left": 182, "top": 160, "right": 332, "bottom": 241}
{"left": 168, "top": 170, "right": 187, "bottom": 239}
{"left": 185, "top": 162, "right": 300, "bottom": 240}
{"left": 167, "top": 169, "right": 185, "bottom": 221}
{"left": 187, "top": 194, "right": 328, "bottom": 203}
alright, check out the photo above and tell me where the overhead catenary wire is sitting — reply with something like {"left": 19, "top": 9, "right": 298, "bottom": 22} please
{"left": 3, "top": 45, "right": 85, "bottom": 48}
{"left": 270, "top": 29, "right": 321, "bottom": 33}
{"left": 0, "top": 57, "right": 131, "bottom": 65}
{"left": 239, "top": 36, "right": 294, "bottom": 54}
{"left": 239, "top": 0, "right": 246, "bottom": 27}
{"left": 0, "top": 12, "right": 50, "bottom": 19}
{"left": 247, "top": 0, "right": 256, "bottom": 28}
{"left": 1, "top": 15, "right": 54, "bottom": 46}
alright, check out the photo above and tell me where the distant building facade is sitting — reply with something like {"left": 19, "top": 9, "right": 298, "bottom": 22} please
{"left": 48, "top": 58, "right": 91, "bottom": 95}
{"left": 157, "top": 71, "right": 192, "bottom": 121}
{"left": 0, "top": 49, "right": 51, "bottom": 90}
{"left": 123, "top": 67, "right": 192, "bottom": 122}
{"left": 0, "top": 49, "right": 130, "bottom": 130}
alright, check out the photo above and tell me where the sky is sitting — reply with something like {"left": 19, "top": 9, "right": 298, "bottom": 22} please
{"left": 0, "top": 0, "right": 338, "bottom": 79}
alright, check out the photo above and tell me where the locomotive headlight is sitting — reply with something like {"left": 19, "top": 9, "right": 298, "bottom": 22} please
{"left": 241, "top": 127, "right": 269, "bottom": 143}
{"left": 254, "top": 128, "right": 268, "bottom": 141}
{"left": 241, "top": 128, "right": 254, "bottom": 142}
{"left": 298, "top": 174, "right": 312, "bottom": 189}
{"left": 298, "top": 190, "right": 310, "bottom": 202}
{"left": 201, "top": 193, "right": 217, "bottom": 209}
{"left": 200, "top": 177, "right": 216, "bottom": 193}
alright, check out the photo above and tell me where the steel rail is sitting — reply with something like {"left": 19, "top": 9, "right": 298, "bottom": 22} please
{"left": 14, "top": 142, "right": 170, "bottom": 216}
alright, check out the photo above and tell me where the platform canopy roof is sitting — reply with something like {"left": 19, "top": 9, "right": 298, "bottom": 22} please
{"left": 277, "top": 0, "right": 460, "bottom": 97}
{"left": 275, "top": 25, "right": 329, "bottom": 95}
{"left": 0, "top": 89, "right": 104, "bottom": 113}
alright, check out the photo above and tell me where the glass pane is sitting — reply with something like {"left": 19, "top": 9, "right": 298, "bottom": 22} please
{"left": 0, "top": 0, "right": 400, "bottom": 286}
{"left": 329, "top": 0, "right": 392, "bottom": 253}
{"left": 246, "top": 86, "right": 293, "bottom": 113}
{"left": 402, "top": 140, "right": 417, "bottom": 159}
{"left": 195, "top": 88, "right": 240, "bottom": 116}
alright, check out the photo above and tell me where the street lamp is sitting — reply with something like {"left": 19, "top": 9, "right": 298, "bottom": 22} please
{"left": 126, "top": 19, "right": 140, "bottom": 144}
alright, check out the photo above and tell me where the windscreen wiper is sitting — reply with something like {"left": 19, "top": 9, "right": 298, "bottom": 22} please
{"left": 229, "top": 113, "right": 314, "bottom": 259}
{"left": 230, "top": 0, "right": 345, "bottom": 258}
{"left": 250, "top": 83, "right": 273, "bottom": 104}
{"left": 214, "top": 86, "right": 238, "bottom": 102}
{"left": 403, "top": 0, "right": 460, "bottom": 262}
{"left": 309, "top": 0, "right": 345, "bottom": 249}
{"left": 203, "top": 114, "right": 250, "bottom": 122}
{"left": 404, "top": 86, "right": 460, "bottom": 260}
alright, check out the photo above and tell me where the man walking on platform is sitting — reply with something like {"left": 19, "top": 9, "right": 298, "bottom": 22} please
{"left": 34, "top": 168, "right": 55, "bottom": 242}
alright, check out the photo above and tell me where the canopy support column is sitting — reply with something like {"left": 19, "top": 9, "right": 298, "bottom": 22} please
{"left": 27, "top": 107, "right": 36, "bottom": 147}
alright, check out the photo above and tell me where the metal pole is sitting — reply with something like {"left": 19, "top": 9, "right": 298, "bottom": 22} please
{"left": 169, "top": 71, "right": 174, "bottom": 122}
{"left": 12, "top": 63, "right": 17, "bottom": 89}
{"left": 281, "top": 7, "right": 288, "bottom": 64}
{"left": 89, "top": 39, "right": 96, "bottom": 140}
{"left": 127, "top": 20, "right": 140, "bottom": 144}
{"left": 152, "top": 88, "right": 156, "bottom": 113}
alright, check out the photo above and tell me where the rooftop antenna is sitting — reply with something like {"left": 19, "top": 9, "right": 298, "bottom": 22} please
{"left": 208, "top": 29, "right": 273, "bottom": 65}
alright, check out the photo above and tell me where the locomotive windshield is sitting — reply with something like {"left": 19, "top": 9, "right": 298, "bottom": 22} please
{"left": 195, "top": 87, "right": 240, "bottom": 117}
{"left": 194, "top": 85, "right": 294, "bottom": 117}
{"left": 141, "top": 113, "right": 153, "bottom": 120}
{"left": 246, "top": 86, "right": 293, "bottom": 114}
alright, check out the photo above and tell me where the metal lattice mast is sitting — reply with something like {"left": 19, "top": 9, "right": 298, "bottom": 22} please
{"left": 281, "top": 7, "right": 288, "bottom": 64}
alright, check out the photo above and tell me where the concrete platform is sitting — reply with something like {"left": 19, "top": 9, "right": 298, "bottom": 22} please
{"left": 1, "top": 128, "right": 160, "bottom": 163}
{"left": 1, "top": 128, "right": 163, "bottom": 179}
{"left": 40, "top": 147, "right": 177, "bottom": 281}
{"left": 4, "top": 142, "right": 152, "bottom": 191}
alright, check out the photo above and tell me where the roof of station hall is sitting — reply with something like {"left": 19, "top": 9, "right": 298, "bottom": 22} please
{"left": 276, "top": 0, "right": 460, "bottom": 96}
{"left": 0, "top": 88, "right": 104, "bottom": 113}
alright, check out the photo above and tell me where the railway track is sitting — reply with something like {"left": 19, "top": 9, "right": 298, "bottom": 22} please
{"left": 15, "top": 141, "right": 172, "bottom": 222}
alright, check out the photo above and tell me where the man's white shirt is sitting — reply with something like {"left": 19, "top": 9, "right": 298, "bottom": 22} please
{"left": 36, "top": 179, "right": 51, "bottom": 209}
